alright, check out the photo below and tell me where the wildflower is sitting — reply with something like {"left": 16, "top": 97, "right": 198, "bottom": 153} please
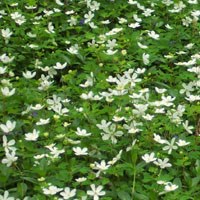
{"left": 36, "top": 118, "right": 50, "bottom": 125}
{"left": 73, "top": 147, "right": 88, "bottom": 156}
{"left": 0, "top": 54, "right": 14, "bottom": 63}
{"left": 1, "top": 87, "right": 15, "bottom": 97}
{"left": 43, "top": 185, "right": 62, "bottom": 195}
{"left": 106, "top": 39, "right": 117, "bottom": 49}
{"left": 155, "top": 87, "right": 167, "bottom": 94}
{"left": 53, "top": 62, "right": 67, "bottom": 70}
{"left": 164, "top": 183, "right": 178, "bottom": 192}
{"left": 153, "top": 134, "right": 167, "bottom": 144}
{"left": 75, "top": 128, "right": 91, "bottom": 137}
{"left": 60, "top": 187, "right": 76, "bottom": 199}
{"left": 0, "top": 120, "right": 16, "bottom": 133}
{"left": 137, "top": 42, "right": 148, "bottom": 49}
{"left": 10, "top": 12, "right": 26, "bottom": 25}
{"left": 87, "top": 184, "right": 106, "bottom": 200}
{"left": 92, "top": 160, "right": 110, "bottom": 177}
{"left": 0, "top": 66, "right": 7, "bottom": 74}
{"left": 0, "top": 191, "right": 15, "bottom": 200}
{"left": 25, "top": 129, "right": 39, "bottom": 141}
{"left": 162, "top": 138, "right": 178, "bottom": 154}
{"left": 45, "top": 22, "right": 55, "bottom": 34}
{"left": 22, "top": 71, "right": 36, "bottom": 79}
{"left": 1, "top": 28, "right": 13, "bottom": 41}
{"left": 84, "top": 11, "right": 94, "bottom": 23}
{"left": 46, "top": 144, "right": 65, "bottom": 158}
{"left": 2, "top": 151, "right": 18, "bottom": 167}
{"left": 2, "top": 135, "right": 16, "bottom": 153}
{"left": 154, "top": 158, "right": 172, "bottom": 169}
{"left": 104, "top": 49, "right": 118, "bottom": 55}
{"left": 55, "top": 0, "right": 64, "bottom": 6}
{"left": 176, "top": 139, "right": 190, "bottom": 146}
{"left": 31, "top": 104, "right": 44, "bottom": 110}
{"left": 75, "top": 177, "right": 87, "bottom": 183}
{"left": 182, "top": 120, "right": 194, "bottom": 134}
{"left": 142, "top": 152, "right": 157, "bottom": 163}
{"left": 67, "top": 44, "right": 79, "bottom": 54}
{"left": 148, "top": 30, "right": 160, "bottom": 40}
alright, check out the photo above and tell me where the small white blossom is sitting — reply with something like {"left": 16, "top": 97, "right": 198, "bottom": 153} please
{"left": 0, "top": 120, "right": 16, "bottom": 133}
{"left": 1, "top": 87, "right": 15, "bottom": 97}
{"left": 25, "top": 129, "right": 39, "bottom": 141}
{"left": 87, "top": 184, "right": 106, "bottom": 200}
{"left": 176, "top": 139, "right": 190, "bottom": 146}
{"left": 43, "top": 185, "right": 62, "bottom": 195}
{"left": 60, "top": 187, "right": 76, "bottom": 200}
{"left": 148, "top": 30, "right": 160, "bottom": 40}
{"left": 2, "top": 151, "right": 18, "bottom": 167}
{"left": 73, "top": 147, "right": 88, "bottom": 156}
{"left": 142, "top": 152, "right": 157, "bottom": 163}
{"left": 22, "top": 71, "right": 36, "bottom": 79}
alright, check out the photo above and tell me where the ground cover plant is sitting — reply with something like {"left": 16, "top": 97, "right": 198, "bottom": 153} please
{"left": 0, "top": 0, "right": 200, "bottom": 199}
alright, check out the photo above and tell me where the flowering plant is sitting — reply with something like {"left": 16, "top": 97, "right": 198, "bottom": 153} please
{"left": 0, "top": 0, "right": 200, "bottom": 199}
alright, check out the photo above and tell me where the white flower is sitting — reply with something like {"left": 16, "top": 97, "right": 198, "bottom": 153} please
{"left": 2, "top": 136, "right": 16, "bottom": 153}
{"left": 106, "top": 39, "right": 117, "bottom": 49}
{"left": 76, "top": 128, "right": 91, "bottom": 137}
{"left": 92, "top": 160, "right": 110, "bottom": 177}
{"left": 10, "top": 12, "right": 26, "bottom": 25}
{"left": 22, "top": 71, "right": 36, "bottom": 79}
{"left": 137, "top": 42, "right": 148, "bottom": 49}
{"left": 67, "top": 44, "right": 79, "bottom": 54}
{"left": 128, "top": 22, "right": 140, "bottom": 29}
{"left": 87, "top": 184, "right": 106, "bottom": 200}
{"left": 104, "top": 49, "right": 118, "bottom": 55}
{"left": 31, "top": 104, "right": 44, "bottom": 110}
{"left": 55, "top": 0, "right": 64, "bottom": 6}
{"left": 25, "top": 129, "right": 39, "bottom": 141}
{"left": 176, "top": 139, "right": 190, "bottom": 147}
{"left": 164, "top": 183, "right": 178, "bottom": 192}
{"left": 153, "top": 134, "right": 167, "bottom": 144}
{"left": 36, "top": 118, "right": 50, "bottom": 126}
{"left": 45, "top": 22, "right": 55, "bottom": 34}
{"left": 84, "top": 11, "right": 94, "bottom": 23}
{"left": 0, "top": 66, "right": 7, "bottom": 74}
{"left": 142, "top": 53, "right": 149, "bottom": 65}
{"left": 0, "top": 191, "right": 15, "bottom": 200}
{"left": 142, "top": 152, "right": 157, "bottom": 163}
{"left": 182, "top": 120, "right": 194, "bottom": 134}
{"left": 162, "top": 138, "right": 178, "bottom": 154}
{"left": 73, "top": 147, "right": 88, "bottom": 156}
{"left": 155, "top": 87, "right": 167, "bottom": 94}
{"left": 0, "top": 54, "right": 14, "bottom": 63}
{"left": 2, "top": 151, "right": 18, "bottom": 167}
{"left": 1, "top": 87, "right": 15, "bottom": 97}
{"left": 153, "top": 158, "right": 172, "bottom": 169}
{"left": 53, "top": 62, "right": 67, "bottom": 70}
{"left": 96, "top": 120, "right": 111, "bottom": 130}
{"left": 60, "top": 187, "right": 76, "bottom": 199}
{"left": 43, "top": 185, "right": 62, "bottom": 195}
{"left": 0, "top": 120, "right": 16, "bottom": 133}
{"left": 75, "top": 177, "right": 87, "bottom": 182}
{"left": 46, "top": 144, "right": 65, "bottom": 158}
{"left": 148, "top": 30, "right": 160, "bottom": 40}
{"left": 1, "top": 28, "right": 13, "bottom": 39}
{"left": 165, "top": 24, "right": 173, "bottom": 29}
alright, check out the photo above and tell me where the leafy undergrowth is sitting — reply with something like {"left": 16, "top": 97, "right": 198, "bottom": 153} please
{"left": 0, "top": 0, "right": 200, "bottom": 200}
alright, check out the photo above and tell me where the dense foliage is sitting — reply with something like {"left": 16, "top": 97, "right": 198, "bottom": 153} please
{"left": 0, "top": 0, "right": 200, "bottom": 199}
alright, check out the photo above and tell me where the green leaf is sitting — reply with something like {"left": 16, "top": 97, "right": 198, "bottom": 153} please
{"left": 133, "top": 192, "right": 149, "bottom": 200}
{"left": 191, "top": 176, "right": 200, "bottom": 187}
{"left": 117, "top": 191, "right": 132, "bottom": 200}
{"left": 17, "top": 183, "right": 27, "bottom": 198}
